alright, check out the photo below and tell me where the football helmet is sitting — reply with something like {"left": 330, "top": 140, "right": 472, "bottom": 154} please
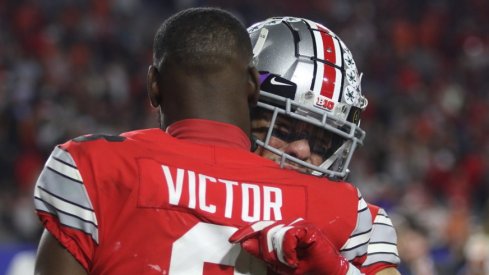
{"left": 248, "top": 17, "right": 368, "bottom": 179}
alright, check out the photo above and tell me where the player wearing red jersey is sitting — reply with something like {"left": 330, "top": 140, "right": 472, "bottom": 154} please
{"left": 243, "top": 17, "right": 400, "bottom": 274}
{"left": 34, "top": 8, "right": 372, "bottom": 275}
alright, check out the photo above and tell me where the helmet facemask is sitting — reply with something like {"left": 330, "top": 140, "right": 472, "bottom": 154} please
{"left": 251, "top": 90, "right": 365, "bottom": 179}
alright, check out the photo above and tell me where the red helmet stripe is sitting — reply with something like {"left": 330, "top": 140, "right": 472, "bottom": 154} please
{"left": 318, "top": 27, "right": 337, "bottom": 99}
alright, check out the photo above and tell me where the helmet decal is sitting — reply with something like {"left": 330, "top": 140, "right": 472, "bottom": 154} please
{"left": 252, "top": 28, "right": 269, "bottom": 57}
{"left": 259, "top": 72, "right": 297, "bottom": 100}
{"left": 313, "top": 26, "right": 343, "bottom": 101}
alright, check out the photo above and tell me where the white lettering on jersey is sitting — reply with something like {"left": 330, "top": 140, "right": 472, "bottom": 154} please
{"left": 263, "top": 186, "right": 283, "bottom": 220}
{"left": 242, "top": 183, "right": 260, "bottom": 222}
{"left": 161, "top": 165, "right": 283, "bottom": 222}
{"left": 163, "top": 165, "right": 185, "bottom": 205}
{"left": 198, "top": 174, "right": 217, "bottom": 213}
{"left": 218, "top": 179, "right": 238, "bottom": 218}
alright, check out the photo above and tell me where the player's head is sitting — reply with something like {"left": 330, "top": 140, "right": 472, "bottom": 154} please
{"left": 248, "top": 17, "right": 368, "bottom": 180}
{"left": 148, "top": 7, "right": 259, "bottom": 133}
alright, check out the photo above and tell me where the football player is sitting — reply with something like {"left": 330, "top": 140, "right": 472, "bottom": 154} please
{"left": 245, "top": 17, "right": 401, "bottom": 274}
{"left": 34, "top": 8, "right": 373, "bottom": 275}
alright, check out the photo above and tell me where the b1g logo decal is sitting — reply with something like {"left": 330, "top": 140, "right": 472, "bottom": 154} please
{"left": 315, "top": 96, "right": 335, "bottom": 110}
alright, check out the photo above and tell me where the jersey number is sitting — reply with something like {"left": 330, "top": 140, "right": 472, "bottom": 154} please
{"left": 169, "top": 223, "right": 266, "bottom": 275}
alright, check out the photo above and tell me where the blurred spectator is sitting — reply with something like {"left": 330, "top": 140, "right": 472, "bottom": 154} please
{"left": 457, "top": 233, "right": 489, "bottom": 275}
{"left": 394, "top": 213, "right": 438, "bottom": 275}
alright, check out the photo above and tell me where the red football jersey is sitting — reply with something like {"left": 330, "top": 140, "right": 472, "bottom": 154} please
{"left": 34, "top": 119, "right": 373, "bottom": 274}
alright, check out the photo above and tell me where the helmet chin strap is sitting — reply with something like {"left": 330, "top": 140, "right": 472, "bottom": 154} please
{"left": 250, "top": 134, "right": 259, "bottom": 152}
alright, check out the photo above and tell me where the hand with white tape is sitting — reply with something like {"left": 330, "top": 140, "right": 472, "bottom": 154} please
{"left": 229, "top": 218, "right": 362, "bottom": 275}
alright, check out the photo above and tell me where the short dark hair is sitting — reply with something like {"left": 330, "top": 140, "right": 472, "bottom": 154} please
{"left": 153, "top": 7, "right": 252, "bottom": 70}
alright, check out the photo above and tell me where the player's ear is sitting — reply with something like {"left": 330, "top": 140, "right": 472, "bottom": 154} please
{"left": 147, "top": 65, "right": 161, "bottom": 108}
{"left": 247, "top": 65, "right": 260, "bottom": 106}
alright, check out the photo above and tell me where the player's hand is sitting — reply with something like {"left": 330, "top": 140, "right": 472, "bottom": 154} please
{"left": 229, "top": 218, "right": 358, "bottom": 275}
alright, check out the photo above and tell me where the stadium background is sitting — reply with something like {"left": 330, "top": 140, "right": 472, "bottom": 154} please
{"left": 0, "top": 0, "right": 487, "bottom": 274}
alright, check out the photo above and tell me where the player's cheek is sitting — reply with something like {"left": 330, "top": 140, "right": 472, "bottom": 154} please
{"left": 268, "top": 136, "right": 287, "bottom": 149}
{"left": 310, "top": 154, "right": 325, "bottom": 166}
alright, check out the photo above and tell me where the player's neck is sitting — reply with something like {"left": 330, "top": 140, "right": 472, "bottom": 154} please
{"left": 166, "top": 118, "right": 251, "bottom": 150}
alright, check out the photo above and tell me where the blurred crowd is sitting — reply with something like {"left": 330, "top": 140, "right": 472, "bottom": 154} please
{"left": 0, "top": 0, "right": 488, "bottom": 274}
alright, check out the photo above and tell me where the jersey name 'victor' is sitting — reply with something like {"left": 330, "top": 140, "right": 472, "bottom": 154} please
{"left": 161, "top": 164, "right": 284, "bottom": 222}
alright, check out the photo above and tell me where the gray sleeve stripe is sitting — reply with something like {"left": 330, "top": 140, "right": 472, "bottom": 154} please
{"left": 368, "top": 242, "right": 398, "bottom": 254}
{"left": 52, "top": 156, "right": 77, "bottom": 169}
{"left": 369, "top": 241, "right": 396, "bottom": 245}
{"left": 348, "top": 252, "right": 368, "bottom": 263}
{"left": 34, "top": 197, "right": 98, "bottom": 227}
{"left": 52, "top": 146, "right": 76, "bottom": 166}
{"left": 35, "top": 196, "right": 52, "bottom": 213}
{"left": 377, "top": 208, "right": 389, "bottom": 217}
{"left": 369, "top": 230, "right": 396, "bottom": 243}
{"left": 374, "top": 213, "right": 393, "bottom": 226}
{"left": 340, "top": 188, "right": 373, "bottom": 261}
{"left": 374, "top": 222, "right": 393, "bottom": 226}
{"left": 370, "top": 219, "right": 397, "bottom": 244}
{"left": 341, "top": 246, "right": 369, "bottom": 261}
{"left": 358, "top": 206, "right": 368, "bottom": 213}
{"left": 340, "top": 240, "right": 369, "bottom": 252}
{"left": 36, "top": 167, "right": 93, "bottom": 209}
{"left": 35, "top": 184, "right": 97, "bottom": 226}
{"left": 46, "top": 152, "right": 83, "bottom": 182}
{"left": 377, "top": 209, "right": 388, "bottom": 215}
{"left": 37, "top": 186, "right": 94, "bottom": 212}
{"left": 341, "top": 229, "right": 371, "bottom": 252}
{"left": 35, "top": 197, "right": 99, "bottom": 243}
{"left": 368, "top": 252, "right": 399, "bottom": 257}
{"left": 349, "top": 228, "right": 372, "bottom": 238}
{"left": 357, "top": 194, "right": 368, "bottom": 210}
{"left": 34, "top": 147, "right": 99, "bottom": 244}
{"left": 46, "top": 166, "right": 82, "bottom": 184}
{"left": 363, "top": 206, "right": 399, "bottom": 271}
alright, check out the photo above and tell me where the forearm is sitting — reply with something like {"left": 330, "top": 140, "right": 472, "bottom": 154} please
{"left": 35, "top": 230, "right": 88, "bottom": 275}
{"left": 374, "top": 267, "right": 401, "bottom": 275}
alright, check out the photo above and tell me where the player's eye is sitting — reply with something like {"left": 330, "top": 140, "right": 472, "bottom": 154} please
{"left": 251, "top": 126, "right": 269, "bottom": 134}
{"left": 308, "top": 129, "right": 332, "bottom": 157}
{"left": 310, "top": 142, "right": 330, "bottom": 158}
{"left": 272, "top": 126, "right": 291, "bottom": 141}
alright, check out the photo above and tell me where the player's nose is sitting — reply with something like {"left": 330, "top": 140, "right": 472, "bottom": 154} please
{"left": 284, "top": 139, "right": 311, "bottom": 161}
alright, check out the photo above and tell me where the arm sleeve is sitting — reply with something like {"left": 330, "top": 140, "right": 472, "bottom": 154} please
{"left": 361, "top": 207, "right": 400, "bottom": 274}
{"left": 33, "top": 145, "right": 99, "bottom": 270}
{"left": 339, "top": 188, "right": 372, "bottom": 268}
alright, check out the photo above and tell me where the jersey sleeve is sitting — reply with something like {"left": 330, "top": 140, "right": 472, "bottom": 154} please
{"left": 33, "top": 145, "right": 98, "bottom": 270}
{"left": 361, "top": 207, "right": 400, "bottom": 274}
{"left": 339, "top": 188, "right": 371, "bottom": 268}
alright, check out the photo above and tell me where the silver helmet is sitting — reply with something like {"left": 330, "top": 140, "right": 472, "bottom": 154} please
{"left": 248, "top": 16, "right": 368, "bottom": 179}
